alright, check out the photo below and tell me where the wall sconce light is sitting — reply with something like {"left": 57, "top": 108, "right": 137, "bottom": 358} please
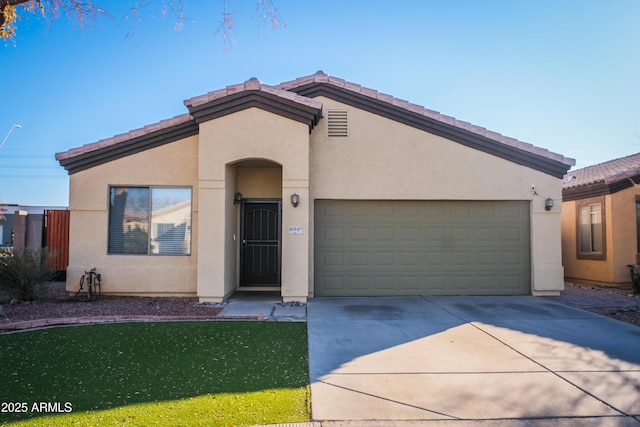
{"left": 291, "top": 193, "right": 300, "bottom": 207}
{"left": 234, "top": 192, "right": 243, "bottom": 205}
{"left": 545, "top": 197, "right": 554, "bottom": 211}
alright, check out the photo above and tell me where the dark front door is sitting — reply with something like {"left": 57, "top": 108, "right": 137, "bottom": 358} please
{"left": 240, "top": 200, "right": 281, "bottom": 286}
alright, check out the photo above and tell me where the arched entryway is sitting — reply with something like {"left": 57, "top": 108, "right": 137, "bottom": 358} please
{"left": 229, "top": 159, "right": 283, "bottom": 290}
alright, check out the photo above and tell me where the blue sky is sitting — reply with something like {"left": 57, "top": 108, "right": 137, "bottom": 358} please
{"left": 1, "top": 0, "right": 639, "bottom": 206}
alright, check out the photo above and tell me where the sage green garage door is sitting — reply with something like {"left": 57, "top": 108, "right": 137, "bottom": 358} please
{"left": 314, "top": 200, "right": 530, "bottom": 296}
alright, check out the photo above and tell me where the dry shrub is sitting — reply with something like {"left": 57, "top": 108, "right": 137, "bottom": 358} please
{"left": 0, "top": 247, "right": 57, "bottom": 301}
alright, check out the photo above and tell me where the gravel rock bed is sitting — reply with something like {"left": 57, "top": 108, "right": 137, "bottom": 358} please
{"left": 589, "top": 308, "right": 640, "bottom": 327}
{"left": 548, "top": 282, "right": 640, "bottom": 327}
{"left": 0, "top": 282, "right": 221, "bottom": 325}
{"left": 1, "top": 281, "right": 639, "bottom": 328}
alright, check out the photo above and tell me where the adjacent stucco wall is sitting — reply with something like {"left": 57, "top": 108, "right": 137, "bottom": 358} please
{"left": 196, "top": 107, "right": 310, "bottom": 302}
{"left": 611, "top": 186, "right": 639, "bottom": 282}
{"left": 237, "top": 167, "right": 282, "bottom": 198}
{"left": 309, "top": 97, "right": 565, "bottom": 295}
{"left": 66, "top": 136, "right": 199, "bottom": 296}
{"left": 563, "top": 186, "right": 639, "bottom": 284}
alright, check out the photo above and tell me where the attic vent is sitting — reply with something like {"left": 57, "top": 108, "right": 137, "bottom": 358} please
{"left": 327, "top": 110, "right": 348, "bottom": 138}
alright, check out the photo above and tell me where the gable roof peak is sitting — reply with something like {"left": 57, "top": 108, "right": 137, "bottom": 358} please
{"left": 245, "top": 77, "right": 262, "bottom": 89}
{"left": 277, "top": 72, "right": 575, "bottom": 176}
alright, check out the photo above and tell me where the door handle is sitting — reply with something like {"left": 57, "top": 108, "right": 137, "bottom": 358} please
{"left": 242, "top": 239, "right": 247, "bottom": 247}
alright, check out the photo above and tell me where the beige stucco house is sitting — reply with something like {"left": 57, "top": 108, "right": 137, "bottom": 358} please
{"left": 56, "top": 71, "right": 575, "bottom": 302}
{"left": 562, "top": 153, "right": 640, "bottom": 285}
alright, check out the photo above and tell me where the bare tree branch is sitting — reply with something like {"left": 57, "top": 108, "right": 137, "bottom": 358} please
{"left": 124, "top": 0, "right": 188, "bottom": 40}
{"left": 255, "top": 0, "right": 285, "bottom": 32}
{"left": 2, "top": 1, "right": 284, "bottom": 48}
{"left": 1, "top": 0, "right": 110, "bottom": 40}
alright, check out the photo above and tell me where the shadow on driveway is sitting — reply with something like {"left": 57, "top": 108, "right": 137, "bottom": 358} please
{"left": 307, "top": 296, "right": 640, "bottom": 423}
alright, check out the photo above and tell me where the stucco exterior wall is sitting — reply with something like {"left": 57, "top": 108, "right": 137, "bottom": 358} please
{"left": 309, "top": 97, "right": 565, "bottom": 295}
{"left": 561, "top": 197, "right": 613, "bottom": 283}
{"left": 196, "top": 107, "right": 310, "bottom": 302}
{"left": 66, "top": 136, "right": 199, "bottom": 296}
{"left": 611, "top": 186, "right": 639, "bottom": 282}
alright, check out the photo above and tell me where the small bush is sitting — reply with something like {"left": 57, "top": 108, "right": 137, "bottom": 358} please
{"left": 0, "top": 247, "right": 57, "bottom": 301}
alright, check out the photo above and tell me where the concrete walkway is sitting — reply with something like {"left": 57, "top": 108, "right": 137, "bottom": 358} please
{"left": 307, "top": 296, "right": 640, "bottom": 425}
{"left": 217, "top": 291, "right": 306, "bottom": 321}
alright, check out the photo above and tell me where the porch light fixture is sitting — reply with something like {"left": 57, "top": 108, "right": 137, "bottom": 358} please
{"left": 545, "top": 197, "right": 554, "bottom": 211}
{"left": 234, "top": 192, "right": 243, "bottom": 205}
{"left": 291, "top": 193, "right": 300, "bottom": 207}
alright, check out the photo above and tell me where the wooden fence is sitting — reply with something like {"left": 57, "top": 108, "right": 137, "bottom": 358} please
{"left": 45, "top": 210, "right": 70, "bottom": 272}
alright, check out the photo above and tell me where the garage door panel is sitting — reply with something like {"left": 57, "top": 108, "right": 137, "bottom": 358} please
{"left": 374, "top": 227, "right": 395, "bottom": 240}
{"left": 376, "top": 252, "right": 395, "bottom": 265}
{"left": 314, "top": 200, "right": 530, "bottom": 296}
{"left": 349, "top": 252, "right": 370, "bottom": 265}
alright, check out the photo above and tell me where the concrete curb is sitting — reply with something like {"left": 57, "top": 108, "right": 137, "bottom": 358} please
{"left": 254, "top": 418, "right": 640, "bottom": 427}
{"left": 0, "top": 312, "right": 307, "bottom": 333}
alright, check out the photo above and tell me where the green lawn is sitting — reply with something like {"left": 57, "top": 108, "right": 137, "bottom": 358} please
{"left": 0, "top": 321, "right": 310, "bottom": 426}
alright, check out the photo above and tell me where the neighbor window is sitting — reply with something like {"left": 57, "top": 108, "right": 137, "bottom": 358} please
{"left": 577, "top": 199, "right": 605, "bottom": 260}
{"left": 108, "top": 187, "right": 192, "bottom": 255}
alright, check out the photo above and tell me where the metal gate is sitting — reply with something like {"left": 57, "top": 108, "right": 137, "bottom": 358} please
{"left": 240, "top": 200, "right": 281, "bottom": 286}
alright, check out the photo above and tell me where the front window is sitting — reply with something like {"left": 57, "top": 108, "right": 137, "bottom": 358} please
{"left": 577, "top": 200, "right": 605, "bottom": 260}
{"left": 108, "top": 187, "right": 192, "bottom": 255}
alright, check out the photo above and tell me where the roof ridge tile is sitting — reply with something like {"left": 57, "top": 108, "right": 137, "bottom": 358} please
{"left": 279, "top": 72, "right": 575, "bottom": 168}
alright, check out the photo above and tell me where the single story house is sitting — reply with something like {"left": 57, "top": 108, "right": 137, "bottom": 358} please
{"left": 561, "top": 153, "right": 640, "bottom": 285}
{"left": 56, "top": 71, "right": 575, "bottom": 302}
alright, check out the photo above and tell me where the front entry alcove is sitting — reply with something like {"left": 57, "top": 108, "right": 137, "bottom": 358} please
{"left": 232, "top": 159, "right": 283, "bottom": 292}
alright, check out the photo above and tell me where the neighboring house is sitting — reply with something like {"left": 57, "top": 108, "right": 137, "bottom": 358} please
{"left": 561, "top": 153, "right": 640, "bottom": 285}
{"left": 56, "top": 71, "right": 575, "bottom": 302}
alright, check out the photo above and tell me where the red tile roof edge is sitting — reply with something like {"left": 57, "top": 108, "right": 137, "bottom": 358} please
{"left": 563, "top": 152, "right": 640, "bottom": 189}
{"left": 55, "top": 113, "right": 194, "bottom": 161}
{"left": 278, "top": 71, "right": 575, "bottom": 167}
{"left": 56, "top": 72, "right": 575, "bottom": 169}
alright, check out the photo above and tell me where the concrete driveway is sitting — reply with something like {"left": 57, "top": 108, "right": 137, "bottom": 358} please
{"left": 307, "top": 296, "right": 640, "bottom": 425}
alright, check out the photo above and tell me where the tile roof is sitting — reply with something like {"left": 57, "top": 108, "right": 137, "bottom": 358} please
{"left": 55, "top": 113, "right": 194, "bottom": 162}
{"left": 56, "top": 71, "right": 575, "bottom": 177}
{"left": 277, "top": 71, "right": 575, "bottom": 168}
{"left": 184, "top": 77, "right": 322, "bottom": 111}
{"left": 563, "top": 152, "right": 640, "bottom": 189}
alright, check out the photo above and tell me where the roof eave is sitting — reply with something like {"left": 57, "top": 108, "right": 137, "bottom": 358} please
{"left": 185, "top": 90, "right": 322, "bottom": 133}
{"left": 562, "top": 173, "right": 640, "bottom": 201}
{"left": 57, "top": 118, "right": 199, "bottom": 175}
{"left": 290, "top": 82, "right": 572, "bottom": 178}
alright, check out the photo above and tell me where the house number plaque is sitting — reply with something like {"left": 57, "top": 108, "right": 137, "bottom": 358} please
{"left": 287, "top": 226, "right": 304, "bottom": 235}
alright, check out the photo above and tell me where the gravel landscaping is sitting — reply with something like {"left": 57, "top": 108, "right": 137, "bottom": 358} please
{"left": 0, "top": 282, "right": 222, "bottom": 325}
{"left": 1, "top": 281, "right": 639, "bottom": 328}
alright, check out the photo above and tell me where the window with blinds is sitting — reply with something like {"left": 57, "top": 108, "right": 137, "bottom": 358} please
{"left": 576, "top": 199, "right": 606, "bottom": 260}
{"left": 108, "top": 186, "right": 192, "bottom": 255}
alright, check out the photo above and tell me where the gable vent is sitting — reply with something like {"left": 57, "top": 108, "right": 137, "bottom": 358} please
{"left": 327, "top": 110, "right": 348, "bottom": 138}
